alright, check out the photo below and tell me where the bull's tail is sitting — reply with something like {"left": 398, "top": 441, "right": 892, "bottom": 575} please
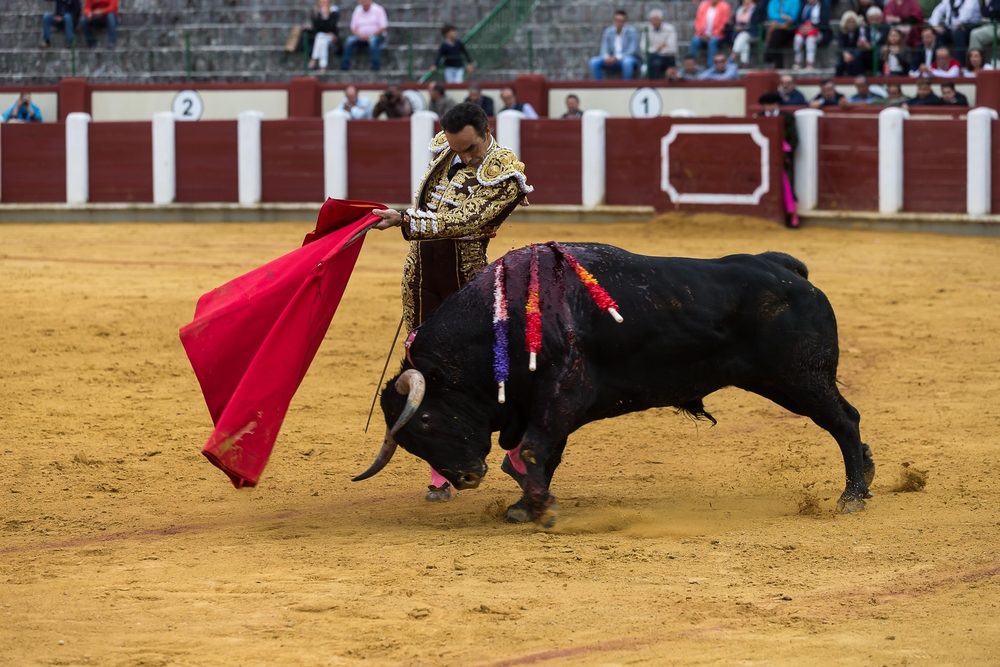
{"left": 759, "top": 251, "right": 809, "bottom": 280}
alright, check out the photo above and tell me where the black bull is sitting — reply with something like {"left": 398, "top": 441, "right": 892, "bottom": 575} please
{"left": 356, "top": 244, "right": 875, "bottom": 526}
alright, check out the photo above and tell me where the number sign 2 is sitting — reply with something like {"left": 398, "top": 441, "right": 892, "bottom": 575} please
{"left": 172, "top": 90, "right": 204, "bottom": 121}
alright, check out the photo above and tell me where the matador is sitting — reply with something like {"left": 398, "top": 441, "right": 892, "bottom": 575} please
{"left": 372, "top": 102, "right": 533, "bottom": 501}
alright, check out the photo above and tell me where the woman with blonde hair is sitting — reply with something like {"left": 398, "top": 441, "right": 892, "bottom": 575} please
{"left": 307, "top": 0, "right": 340, "bottom": 72}
{"left": 836, "top": 11, "right": 863, "bottom": 75}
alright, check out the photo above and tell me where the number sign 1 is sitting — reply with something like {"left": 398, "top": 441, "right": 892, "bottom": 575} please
{"left": 629, "top": 87, "right": 663, "bottom": 119}
{"left": 172, "top": 90, "right": 204, "bottom": 121}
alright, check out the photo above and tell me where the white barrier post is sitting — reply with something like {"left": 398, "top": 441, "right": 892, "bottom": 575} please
{"left": 967, "top": 107, "right": 998, "bottom": 216}
{"left": 878, "top": 107, "right": 908, "bottom": 214}
{"left": 668, "top": 109, "right": 697, "bottom": 118}
{"left": 65, "top": 112, "right": 92, "bottom": 204}
{"left": 793, "top": 108, "right": 823, "bottom": 212}
{"left": 238, "top": 110, "right": 264, "bottom": 205}
{"left": 582, "top": 109, "right": 608, "bottom": 208}
{"left": 323, "top": 109, "right": 349, "bottom": 200}
{"left": 152, "top": 111, "right": 176, "bottom": 205}
{"left": 496, "top": 109, "right": 525, "bottom": 156}
{"left": 410, "top": 110, "right": 438, "bottom": 198}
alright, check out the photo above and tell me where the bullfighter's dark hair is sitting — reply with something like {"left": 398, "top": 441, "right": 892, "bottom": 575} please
{"left": 441, "top": 102, "right": 490, "bottom": 137}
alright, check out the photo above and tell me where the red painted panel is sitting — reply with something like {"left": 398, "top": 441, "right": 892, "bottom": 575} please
{"left": 347, "top": 120, "right": 410, "bottom": 204}
{"left": 175, "top": 120, "right": 238, "bottom": 203}
{"left": 605, "top": 117, "right": 785, "bottom": 223}
{"left": 0, "top": 123, "right": 65, "bottom": 203}
{"left": 261, "top": 119, "right": 324, "bottom": 203}
{"left": 816, "top": 116, "right": 878, "bottom": 211}
{"left": 992, "top": 120, "right": 1000, "bottom": 214}
{"left": 89, "top": 121, "right": 153, "bottom": 203}
{"left": 903, "top": 119, "right": 966, "bottom": 214}
{"left": 519, "top": 119, "right": 581, "bottom": 205}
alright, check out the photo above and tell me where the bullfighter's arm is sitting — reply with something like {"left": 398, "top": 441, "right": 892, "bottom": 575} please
{"left": 402, "top": 178, "right": 522, "bottom": 240}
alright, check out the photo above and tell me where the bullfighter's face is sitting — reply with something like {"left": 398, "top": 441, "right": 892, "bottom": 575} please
{"left": 380, "top": 373, "right": 492, "bottom": 489}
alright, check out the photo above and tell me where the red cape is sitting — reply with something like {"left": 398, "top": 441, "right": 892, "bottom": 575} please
{"left": 179, "top": 198, "right": 385, "bottom": 488}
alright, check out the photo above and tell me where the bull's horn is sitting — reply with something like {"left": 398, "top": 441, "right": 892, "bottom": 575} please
{"left": 352, "top": 429, "right": 398, "bottom": 482}
{"left": 390, "top": 368, "right": 425, "bottom": 435}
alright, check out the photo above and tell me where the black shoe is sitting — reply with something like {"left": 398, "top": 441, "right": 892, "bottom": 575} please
{"left": 425, "top": 483, "right": 451, "bottom": 502}
{"left": 500, "top": 455, "right": 527, "bottom": 490}
{"left": 39, "top": 39, "right": 51, "bottom": 48}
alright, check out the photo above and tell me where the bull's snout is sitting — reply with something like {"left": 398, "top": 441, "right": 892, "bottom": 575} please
{"left": 453, "top": 463, "right": 488, "bottom": 490}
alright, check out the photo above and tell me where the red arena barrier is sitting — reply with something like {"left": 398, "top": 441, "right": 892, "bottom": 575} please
{"left": 261, "top": 119, "right": 324, "bottom": 203}
{"left": 903, "top": 118, "right": 967, "bottom": 214}
{"left": 176, "top": 120, "right": 238, "bottom": 203}
{"left": 817, "top": 116, "right": 879, "bottom": 212}
{"left": 0, "top": 123, "right": 66, "bottom": 203}
{"left": 89, "top": 121, "right": 153, "bottom": 203}
{"left": 347, "top": 119, "right": 411, "bottom": 204}
{"left": 518, "top": 119, "right": 582, "bottom": 206}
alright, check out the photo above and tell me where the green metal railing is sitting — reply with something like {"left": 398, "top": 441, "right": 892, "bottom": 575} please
{"left": 185, "top": 32, "right": 192, "bottom": 82}
{"left": 418, "top": 0, "right": 540, "bottom": 82}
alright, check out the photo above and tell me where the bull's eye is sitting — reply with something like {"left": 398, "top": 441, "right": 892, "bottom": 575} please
{"left": 420, "top": 413, "right": 430, "bottom": 425}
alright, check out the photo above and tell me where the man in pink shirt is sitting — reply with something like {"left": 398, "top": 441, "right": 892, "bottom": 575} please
{"left": 340, "top": 0, "right": 388, "bottom": 71}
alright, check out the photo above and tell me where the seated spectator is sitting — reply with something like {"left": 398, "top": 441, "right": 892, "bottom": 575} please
{"left": 879, "top": 82, "right": 908, "bottom": 105}
{"left": 427, "top": 82, "right": 456, "bottom": 117}
{"left": 337, "top": 84, "right": 372, "bottom": 118}
{"left": 430, "top": 25, "right": 474, "bottom": 84}
{"left": 561, "top": 94, "right": 583, "bottom": 119}
{"left": 731, "top": 0, "right": 758, "bottom": 67}
{"left": 941, "top": 81, "right": 970, "bottom": 104}
{"left": 910, "top": 25, "right": 939, "bottom": 73}
{"left": 680, "top": 54, "right": 704, "bottom": 79}
{"left": 905, "top": 79, "right": 944, "bottom": 107}
{"left": 793, "top": 0, "right": 830, "bottom": 70}
{"left": 846, "top": 74, "right": 886, "bottom": 104}
{"left": 964, "top": 47, "right": 993, "bottom": 75}
{"left": 308, "top": 0, "right": 340, "bottom": 72}
{"left": 854, "top": 0, "right": 877, "bottom": 17}
{"left": 880, "top": 28, "right": 912, "bottom": 75}
{"left": 764, "top": 0, "right": 802, "bottom": 68}
{"left": 2, "top": 93, "right": 43, "bottom": 123}
{"left": 778, "top": 73, "right": 807, "bottom": 104}
{"left": 464, "top": 83, "right": 495, "bottom": 116}
{"left": 646, "top": 9, "right": 678, "bottom": 79}
{"left": 80, "top": 0, "right": 118, "bottom": 49}
{"left": 689, "top": 0, "right": 732, "bottom": 64}
{"left": 858, "top": 7, "right": 889, "bottom": 73}
{"left": 836, "top": 11, "right": 863, "bottom": 76}
{"left": 697, "top": 54, "right": 741, "bottom": 79}
{"left": 589, "top": 10, "right": 641, "bottom": 80}
{"left": 372, "top": 83, "right": 412, "bottom": 118}
{"left": 41, "top": 0, "right": 80, "bottom": 48}
{"left": 883, "top": 0, "right": 923, "bottom": 48}
{"left": 969, "top": 0, "right": 1000, "bottom": 56}
{"left": 809, "top": 79, "right": 844, "bottom": 107}
{"left": 665, "top": 66, "right": 682, "bottom": 80}
{"left": 499, "top": 87, "right": 539, "bottom": 119}
{"left": 928, "top": 0, "right": 980, "bottom": 65}
{"left": 340, "top": 0, "right": 387, "bottom": 72}
{"left": 922, "top": 46, "right": 963, "bottom": 76}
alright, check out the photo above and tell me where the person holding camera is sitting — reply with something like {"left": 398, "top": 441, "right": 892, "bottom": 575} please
{"left": 372, "top": 83, "right": 413, "bottom": 119}
{"left": 2, "top": 93, "right": 43, "bottom": 123}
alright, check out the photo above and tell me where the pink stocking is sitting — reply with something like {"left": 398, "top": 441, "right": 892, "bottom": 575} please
{"left": 782, "top": 171, "right": 796, "bottom": 214}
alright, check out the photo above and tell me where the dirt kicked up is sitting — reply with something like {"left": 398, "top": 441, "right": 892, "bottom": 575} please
{"left": 1, "top": 214, "right": 998, "bottom": 666}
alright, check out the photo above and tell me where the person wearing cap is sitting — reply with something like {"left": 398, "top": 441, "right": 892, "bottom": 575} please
{"left": 755, "top": 92, "right": 800, "bottom": 228}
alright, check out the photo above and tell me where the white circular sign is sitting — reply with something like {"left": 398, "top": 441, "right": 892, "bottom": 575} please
{"left": 629, "top": 87, "right": 663, "bottom": 118}
{"left": 172, "top": 90, "right": 204, "bottom": 121}
{"left": 402, "top": 89, "right": 425, "bottom": 113}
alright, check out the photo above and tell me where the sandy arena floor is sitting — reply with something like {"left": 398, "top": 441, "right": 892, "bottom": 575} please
{"left": 1, "top": 214, "right": 999, "bottom": 666}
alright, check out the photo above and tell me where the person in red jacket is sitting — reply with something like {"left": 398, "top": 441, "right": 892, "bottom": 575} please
{"left": 80, "top": 0, "right": 118, "bottom": 48}
{"left": 688, "top": 0, "right": 733, "bottom": 64}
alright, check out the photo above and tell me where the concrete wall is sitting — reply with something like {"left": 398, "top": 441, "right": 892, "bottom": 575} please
{"left": 548, "top": 86, "right": 746, "bottom": 118}
{"left": 0, "top": 93, "right": 59, "bottom": 122}
{"left": 90, "top": 90, "right": 289, "bottom": 121}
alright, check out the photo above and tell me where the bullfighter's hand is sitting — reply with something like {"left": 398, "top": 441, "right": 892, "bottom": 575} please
{"left": 372, "top": 209, "right": 402, "bottom": 230}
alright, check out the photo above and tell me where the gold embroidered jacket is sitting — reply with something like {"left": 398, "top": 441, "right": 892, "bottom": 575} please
{"left": 400, "top": 131, "right": 532, "bottom": 332}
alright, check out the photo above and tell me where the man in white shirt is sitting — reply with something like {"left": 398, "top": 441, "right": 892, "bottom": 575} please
{"left": 340, "top": 0, "right": 388, "bottom": 71}
{"left": 646, "top": 9, "right": 679, "bottom": 79}
{"left": 337, "top": 84, "right": 373, "bottom": 119}
{"left": 928, "top": 0, "right": 981, "bottom": 64}
{"left": 499, "top": 87, "right": 539, "bottom": 119}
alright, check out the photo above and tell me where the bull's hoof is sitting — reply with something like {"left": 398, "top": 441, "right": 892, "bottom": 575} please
{"left": 836, "top": 494, "right": 866, "bottom": 514}
{"left": 503, "top": 499, "right": 532, "bottom": 523}
{"left": 534, "top": 499, "right": 559, "bottom": 529}
{"left": 425, "top": 483, "right": 451, "bottom": 502}
{"left": 862, "top": 444, "right": 876, "bottom": 488}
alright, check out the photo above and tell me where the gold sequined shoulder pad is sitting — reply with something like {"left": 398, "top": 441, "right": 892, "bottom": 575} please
{"left": 429, "top": 131, "right": 451, "bottom": 154}
{"left": 475, "top": 147, "right": 533, "bottom": 194}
